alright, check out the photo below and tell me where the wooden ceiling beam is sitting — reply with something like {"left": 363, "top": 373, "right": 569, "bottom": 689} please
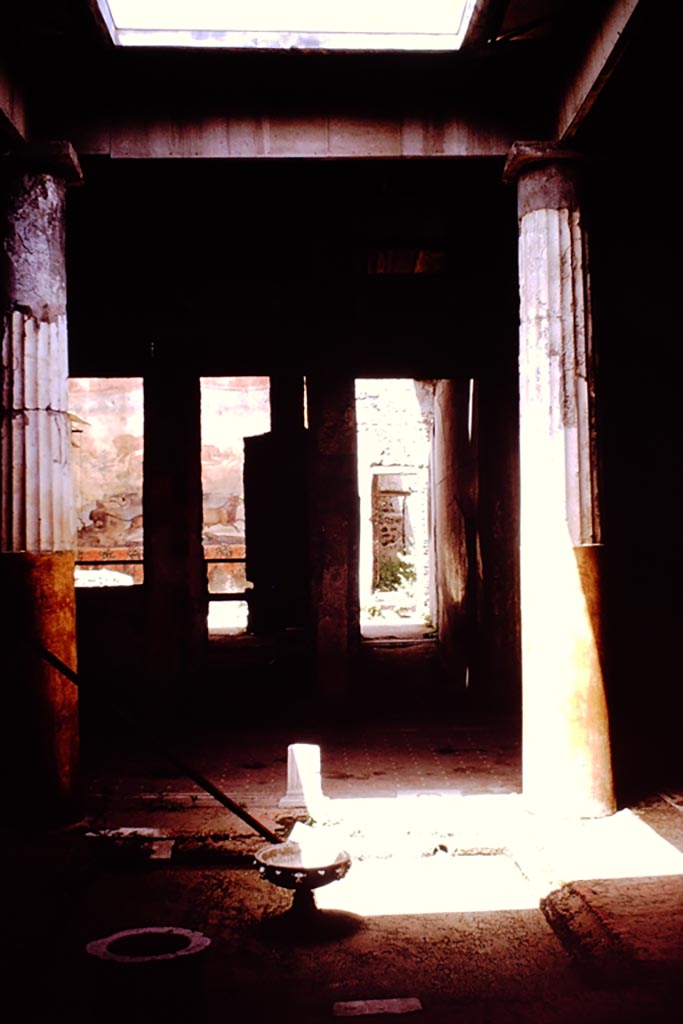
{"left": 555, "top": 0, "right": 642, "bottom": 140}
{"left": 461, "top": 0, "right": 512, "bottom": 49}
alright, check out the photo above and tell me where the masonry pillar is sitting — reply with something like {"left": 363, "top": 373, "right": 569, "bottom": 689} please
{"left": 269, "top": 373, "right": 309, "bottom": 631}
{"left": 244, "top": 374, "right": 309, "bottom": 634}
{"left": 143, "top": 356, "right": 207, "bottom": 726}
{"left": 504, "top": 142, "right": 616, "bottom": 818}
{"left": 1, "top": 143, "right": 83, "bottom": 822}
{"left": 306, "top": 372, "right": 360, "bottom": 715}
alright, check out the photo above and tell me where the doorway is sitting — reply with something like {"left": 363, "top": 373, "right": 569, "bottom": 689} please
{"left": 355, "top": 378, "right": 434, "bottom": 637}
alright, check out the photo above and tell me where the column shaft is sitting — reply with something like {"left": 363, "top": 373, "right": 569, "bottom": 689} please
{"left": 2, "top": 173, "right": 74, "bottom": 550}
{"left": 1, "top": 148, "right": 82, "bottom": 821}
{"left": 506, "top": 144, "right": 615, "bottom": 818}
{"left": 2, "top": 311, "right": 73, "bottom": 549}
{"left": 518, "top": 203, "right": 599, "bottom": 548}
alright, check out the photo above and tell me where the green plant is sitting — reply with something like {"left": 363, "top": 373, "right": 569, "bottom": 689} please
{"left": 376, "top": 553, "right": 417, "bottom": 592}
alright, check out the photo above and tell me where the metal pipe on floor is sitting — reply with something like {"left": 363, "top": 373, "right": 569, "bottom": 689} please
{"left": 37, "top": 643, "right": 283, "bottom": 845}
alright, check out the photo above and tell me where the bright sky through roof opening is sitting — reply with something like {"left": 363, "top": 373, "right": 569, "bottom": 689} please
{"left": 103, "top": 0, "right": 478, "bottom": 50}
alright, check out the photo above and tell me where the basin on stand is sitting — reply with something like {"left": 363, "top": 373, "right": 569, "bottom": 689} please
{"left": 254, "top": 824, "right": 360, "bottom": 939}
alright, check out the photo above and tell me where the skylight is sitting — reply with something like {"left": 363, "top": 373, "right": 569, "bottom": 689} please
{"left": 98, "top": 0, "right": 478, "bottom": 51}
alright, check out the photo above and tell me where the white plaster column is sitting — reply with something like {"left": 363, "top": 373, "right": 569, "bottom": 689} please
{"left": 1, "top": 143, "right": 82, "bottom": 551}
{"left": 1, "top": 142, "right": 83, "bottom": 822}
{"left": 504, "top": 142, "right": 616, "bottom": 818}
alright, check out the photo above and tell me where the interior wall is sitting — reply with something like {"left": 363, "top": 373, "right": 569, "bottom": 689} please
{"left": 65, "top": 157, "right": 516, "bottom": 377}
{"left": 430, "top": 367, "right": 521, "bottom": 712}
{"left": 66, "top": 155, "right": 523, "bottom": 724}
{"left": 477, "top": 368, "right": 521, "bottom": 713}
{"left": 433, "top": 379, "right": 474, "bottom": 693}
{"left": 558, "top": 5, "right": 683, "bottom": 795}
{"left": 589, "top": 154, "right": 683, "bottom": 795}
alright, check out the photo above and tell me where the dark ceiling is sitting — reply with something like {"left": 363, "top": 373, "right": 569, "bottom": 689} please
{"left": 0, "top": 1, "right": 635, "bottom": 130}
{"left": 3, "top": 0, "right": 679, "bottom": 378}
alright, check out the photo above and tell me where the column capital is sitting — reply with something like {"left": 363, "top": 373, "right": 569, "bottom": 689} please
{"left": 502, "top": 141, "right": 586, "bottom": 185}
{"left": 3, "top": 140, "right": 83, "bottom": 186}
{"left": 503, "top": 141, "right": 589, "bottom": 216}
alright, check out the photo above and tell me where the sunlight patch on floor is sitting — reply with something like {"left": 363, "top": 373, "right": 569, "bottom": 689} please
{"left": 294, "top": 792, "right": 683, "bottom": 916}
{"left": 314, "top": 852, "right": 537, "bottom": 916}
{"left": 512, "top": 808, "right": 683, "bottom": 895}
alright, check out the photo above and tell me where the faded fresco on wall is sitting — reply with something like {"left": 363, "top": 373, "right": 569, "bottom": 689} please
{"left": 200, "top": 376, "right": 270, "bottom": 597}
{"left": 69, "top": 376, "right": 271, "bottom": 597}
{"left": 69, "top": 377, "right": 144, "bottom": 584}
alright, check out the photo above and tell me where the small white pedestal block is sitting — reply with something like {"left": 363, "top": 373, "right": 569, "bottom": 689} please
{"left": 279, "top": 743, "right": 326, "bottom": 813}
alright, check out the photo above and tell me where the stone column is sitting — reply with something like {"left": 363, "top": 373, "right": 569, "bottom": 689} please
{"left": 503, "top": 142, "right": 616, "bottom": 818}
{"left": 1, "top": 143, "right": 83, "bottom": 822}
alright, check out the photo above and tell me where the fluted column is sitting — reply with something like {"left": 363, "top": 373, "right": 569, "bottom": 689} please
{"left": 1, "top": 143, "right": 83, "bottom": 822}
{"left": 504, "top": 142, "right": 616, "bottom": 818}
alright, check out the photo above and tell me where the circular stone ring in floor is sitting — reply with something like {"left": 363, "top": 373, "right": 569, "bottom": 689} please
{"left": 86, "top": 926, "right": 211, "bottom": 963}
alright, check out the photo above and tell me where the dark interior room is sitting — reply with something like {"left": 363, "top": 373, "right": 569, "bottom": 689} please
{"left": 2, "top": 2, "right": 681, "bottom": 1021}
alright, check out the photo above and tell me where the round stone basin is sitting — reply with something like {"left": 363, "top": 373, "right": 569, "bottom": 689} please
{"left": 255, "top": 840, "right": 351, "bottom": 891}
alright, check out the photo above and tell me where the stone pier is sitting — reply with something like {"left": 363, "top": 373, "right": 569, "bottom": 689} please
{"left": 307, "top": 372, "right": 360, "bottom": 715}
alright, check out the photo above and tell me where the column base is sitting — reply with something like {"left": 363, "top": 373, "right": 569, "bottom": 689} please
{"left": 522, "top": 543, "right": 616, "bottom": 820}
{"left": 0, "top": 551, "right": 80, "bottom": 824}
